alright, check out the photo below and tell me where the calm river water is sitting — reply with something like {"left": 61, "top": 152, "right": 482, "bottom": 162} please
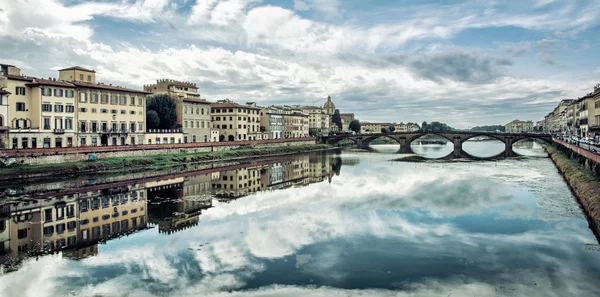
{"left": 1, "top": 141, "right": 600, "bottom": 297}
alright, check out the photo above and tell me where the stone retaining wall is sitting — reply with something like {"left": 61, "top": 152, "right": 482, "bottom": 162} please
{"left": 6, "top": 138, "right": 316, "bottom": 165}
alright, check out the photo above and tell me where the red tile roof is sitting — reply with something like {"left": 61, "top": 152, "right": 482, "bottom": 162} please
{"left": 183, "top": 98, "right": 211, "bottom": 104}
{"left": 211, "top": 102, "right": 261, "bottom": 110}
{"left": 0, "top": 89, "right": 11, "bottom": 95}
{"left": 59, "top": 66, "right": 96, "bottom": 73}
{"left": 26, "top": 78, "right": 75, "bottom": 88}
{"left": 70, "top": 81, "right": 151, "bottom": 94}
{"left": 2, "top": 74, "right": 34, "bottom": 82}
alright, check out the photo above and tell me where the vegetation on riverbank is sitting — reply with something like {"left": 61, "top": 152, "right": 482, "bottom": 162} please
{"left": 544, "top": 143, "right": 600, "bottom": 237}
{"left": 0, "top": 144, "right": 332, "bottom": 181}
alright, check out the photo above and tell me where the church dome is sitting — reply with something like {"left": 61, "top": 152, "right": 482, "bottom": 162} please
{"left": 323, "top": 95, "right": 335, "bottom": 109}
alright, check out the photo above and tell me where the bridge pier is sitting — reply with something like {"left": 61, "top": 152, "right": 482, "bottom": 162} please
{"left": 452, "top": 137, "right": 463, "bottom": 158}
{"left": 504, "top": 137, "right": 515, "bottom": 158}
{"left": 397, "top": 138, "right": 413, "bottom": 154}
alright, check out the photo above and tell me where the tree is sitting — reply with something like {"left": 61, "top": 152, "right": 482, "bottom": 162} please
{"left": 349, "top": 120, "right": 361, "bottom": 133}
{"left": 332, "top": 109, "right": 343, "bottom": 130}
{"left": 381, "top": 127, "right": 388, "bottom": 133}
{"left": 146, "top": 110, "right": 160, "bottom": 130}
{"left": 146, "top": 94, "right": 177, "bottom": 129}
{"left": 422, "top": 121, "right": 428, "bottom": 131}
{"left": 389, "top": 125, "right": 396, "bottom": 132}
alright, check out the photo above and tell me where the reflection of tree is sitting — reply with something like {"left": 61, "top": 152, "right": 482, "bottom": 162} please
{"left": 147, "top": 188, "right": 182, "bottom": 223}
{"left": 332, "top": 157, "right": 342, "bottom": 176}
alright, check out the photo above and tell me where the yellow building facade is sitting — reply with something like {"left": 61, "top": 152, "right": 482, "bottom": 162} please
{"left": 211, "top": 100, "right": 262, "bottom": 141}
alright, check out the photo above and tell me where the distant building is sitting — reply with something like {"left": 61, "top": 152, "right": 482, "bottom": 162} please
{"left": 144, "top": 79, "right": 212, "bottom": 143}
{"left": 260, "top": 106, "right": 285, "bottom": 139}
{"left": 504, "top": 120, "right": 534, "bottom": 133}
{"left": 340, "top": 113, "right": 355, "bottom": 131}
{"left": 210, "top": 99, "right": 263, "bottom": 142}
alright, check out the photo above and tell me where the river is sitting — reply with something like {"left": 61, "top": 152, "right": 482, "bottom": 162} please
{"left": 1, "top": 141, "right": 600, "bottom": 297}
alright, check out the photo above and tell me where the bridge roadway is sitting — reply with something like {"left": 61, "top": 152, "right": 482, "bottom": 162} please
{"left": 321, "top": 131, "right": 553, "bottom": 159}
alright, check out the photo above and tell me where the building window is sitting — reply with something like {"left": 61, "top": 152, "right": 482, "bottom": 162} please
{"left": 66, "top": 205, "right": 75, "bottom": 218}
{"left": 101, "top": 109, "right": 108, "bottom": 113}
{"left": 42, "top": 104, "right": 52, "bottom": 112}
{"left": 120, "top": 110, "right": 126, "bottom": 114}
{"left": 53, "top": 88, "right": 64, "bottom": 97}
{"left": 65, "top": 118, "right": 73, "bottom": 130}
{"left": 43, "top": 117, "right": 51, "bottom": 129}
{"left": 16, "top": 102, "right": 26, "bottom": 111}
{"left": 101, "top": 93, "right": 109, "bottom": 104}
{"left": 66, "top": 105, "right": 75, "bottom": 113}
{"left": 17, "top": 228, "right": 28, "bottom": 239}
{"left": 54, "top": 223, "right": 65, "bottom": 234}
{"left": 43, "top": 226, "right": 54, "bottom": 237}
{"left": 54, "top": 118, "right": 63, "bottom": 129}
{"left": 120, "top": 95, "right": 126, "bottom": 105}
{"left": 80, "top": 92, "right": 87, "bottom": 102}
{"left": 185, "top": 121, "right": 188, "bottom": 128}
{"left": 65, "top": 90, "right": 74, "bottom": 97}
{"left": 45, "top": 208, "right": 52, "bottom": 221}
{"left": 79, "top": 74, "right": 84, "bottom": 80}
{"left": 130, "top": 111, "right": 135, "bottom": 115}
{"left": 67, "top": 221, "right": 76, "bottom": 230}
{"left": 111, "top": 109, "right": 117, "bottom": 114}
{"left": 15, "top": 86, "right": 26, "bottom": 95}
{"left": 111, "top": 95, "right": 118, "bottom": 104}
{"left": 91, "top": 93, "right": 98, "bottom": 103}
{"left": 138, "top": 98, "right": 143, "bottom": 106}
{"left": 42, "top": 87, "right": 52, "bottom": 96}
{"left": 91, "top": 108, "right": 97, "bottom": 113}
{"left": 87, "top": 75, "right": 92, "bottom": 82}
{"left": 54, "top": 105, "right": 64, "bottom": 112}
{"left": 79, "top": 107, "right": 87, "bottom": 112}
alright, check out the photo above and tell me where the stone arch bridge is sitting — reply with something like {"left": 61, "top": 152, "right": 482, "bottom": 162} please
{"left": 321, "top": 132, "right": 553, "bottom": 159}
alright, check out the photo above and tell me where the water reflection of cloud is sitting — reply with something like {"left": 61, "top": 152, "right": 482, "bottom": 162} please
{"left": 1, "top": 156, "right": 598, "bottom": 297}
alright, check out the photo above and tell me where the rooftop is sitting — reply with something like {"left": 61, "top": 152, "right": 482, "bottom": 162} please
{"left": 211, "top": 100, "right": 261, "bottom": 110}
{"left": 0, "top": 89, "right": 11, "bottom": 94}
{"left": 59, "top": 66, "right": 96, "bottom": 73}
{"left": 26, "top": 78, "right": 76, "bottom": 88}
{"left": 182, "top": 98, "right": 211, "bottom": 104}
{"left": 2, "top": 74, "right": 35, "bottom": 82}
{"left": 70, "top": 81, "right": 151, "bottom": 94}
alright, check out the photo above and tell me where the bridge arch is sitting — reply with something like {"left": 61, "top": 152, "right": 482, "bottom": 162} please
{"left": 405, "top": 133, "right": 454, "bottom": 159}
{"left": 327, "top": 136, "right": 358, "bottom": 146}
{"left": 406, "top": 132, "right": 454, "bottom": 146}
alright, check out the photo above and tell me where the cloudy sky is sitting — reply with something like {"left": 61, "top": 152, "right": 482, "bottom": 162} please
{"left": 0, "top": 0, "right": 599, "bottom": 127}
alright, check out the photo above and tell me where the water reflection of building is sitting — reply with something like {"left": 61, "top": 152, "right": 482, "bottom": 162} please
{"left": 0, "top": 183, "right": 149, "bottom": 273}
{"left": 0, "top": 152, "right": 343, "bottom": 274}
{"left": 77, "top": 185, "right": 147, "bottom": 246}
{"left": 147, "top": 175, "right": 216, "bottom": 234}
{"left": 213, "top": 165, "right": 267, "bottom": 199}
{"left": 212, "top": 153, "right": 340, "bottom": 197}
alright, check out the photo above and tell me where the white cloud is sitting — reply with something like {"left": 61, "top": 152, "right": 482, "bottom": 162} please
{"left": 188, "top": 0, "right": 260, "bottom": 26}
{"left": 1, "top": 0, "right": 600, "bottom": 125}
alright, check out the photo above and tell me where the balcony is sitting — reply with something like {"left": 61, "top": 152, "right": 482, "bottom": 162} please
{"left": 53, "top": 129, "right": 65, "bottom": 134}
{"left": 147, "top": 128, "right": 183, "bottom": 133}
{"left": 100, "top": 129, "right": 129, "bottom": 134}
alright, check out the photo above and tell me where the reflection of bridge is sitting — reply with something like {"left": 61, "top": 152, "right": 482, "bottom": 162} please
{"left": 321, "top": 132, "right": 552, "bottom": 159}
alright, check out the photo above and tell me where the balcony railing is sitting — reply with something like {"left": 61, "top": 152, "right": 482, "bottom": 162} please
{"left": 147, "top": 128, "right": 183, "bottom": 133}
{"left": 53, "top": 129, "right": 65, "bottom": 134}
